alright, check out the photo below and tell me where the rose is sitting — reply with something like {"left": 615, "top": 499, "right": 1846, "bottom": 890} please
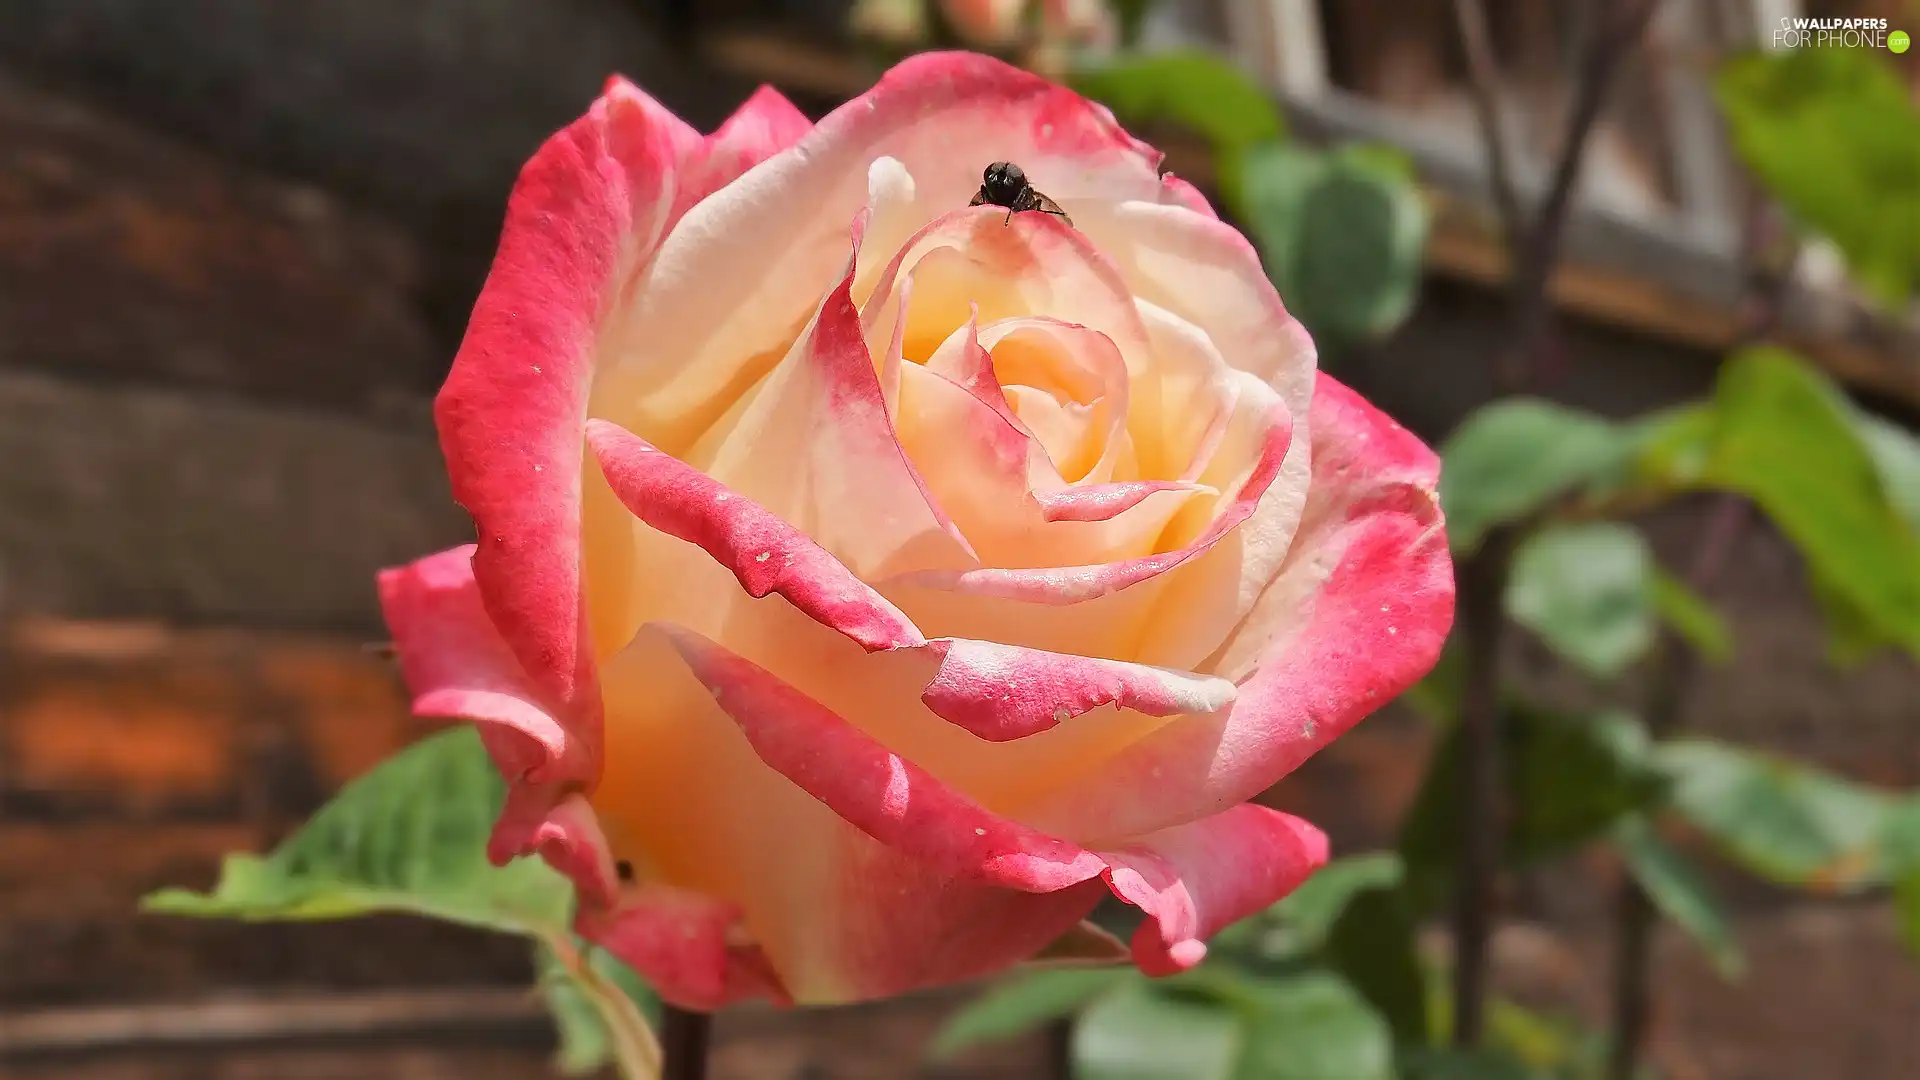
{"left": 378, "top": 52, "right": 1452, "bottom": 1010}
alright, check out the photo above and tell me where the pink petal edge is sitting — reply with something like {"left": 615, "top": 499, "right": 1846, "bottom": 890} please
{"left": 655, "top": 626, "right": 1334, "bottom": 987}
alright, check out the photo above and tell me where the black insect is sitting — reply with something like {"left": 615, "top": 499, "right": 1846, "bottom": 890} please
{"left": 970, "top": 161, "right": 1073, "bottom": 227}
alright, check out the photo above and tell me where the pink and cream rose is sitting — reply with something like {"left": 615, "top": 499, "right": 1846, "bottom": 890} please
{"left": 378, "top": 52, "right": 1452, "bottom": 1009}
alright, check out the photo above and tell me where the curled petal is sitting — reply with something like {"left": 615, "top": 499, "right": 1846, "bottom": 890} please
{"left": 1098, "top": 805, "right": 1328, "bottom": 975}
{"left": 577, "top": 882, "right": 790, "bottom": 1010}
{"left": 680, "top": 85, "right": 814, "bottom": 212}
{"left": 886, "top": 401, "right": 1292, "bottom": 603}
{"left": 586, "top": 419, "right": 926, "bottom": 652}
{"left": 920, "top": 638, "right": 1235, "bottom": 742}
{"left": 641, "top": 626, "right": 1333, "bottom": 998}
{"left": 686, "top": 243, "right": 977, "bottom": 580}
{"left": 1035, "top": 480, "right": 1206, "bottom": 522}
{"left": 377, "top": 549, "right": 616, "bottom": 899}
{"left": 656, "top": 625, "right": 1108, "bottom": 893}
{"left": 1022, "top": 373, "right": 1452, "bottom": 841}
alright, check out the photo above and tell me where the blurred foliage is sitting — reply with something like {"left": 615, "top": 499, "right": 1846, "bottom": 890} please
{"left": 1070, "top": 49, "right": 1284, "bottom": 176}
{"left": 1437, "top": 400, "right": 1633, "bottom": 553}
{"left": 1715, "top": 48, "right": 1920, "bottom": 308}
{"left": 1239, "top": 143, "right": 1430, "bottom": 351}
{"left": 1505, "top": 523, "right": 1657, "bottom": 679}
{"left": 145, "top": 729, "right": 658, "bottom": 1077}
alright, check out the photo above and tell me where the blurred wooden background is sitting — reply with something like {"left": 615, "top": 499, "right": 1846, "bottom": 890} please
{"left": 0, "top": 2, "right": 1914, "bottom": 1079}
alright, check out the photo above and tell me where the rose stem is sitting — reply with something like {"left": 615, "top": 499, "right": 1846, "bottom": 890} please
{"left": 659, "top": 1005, "right": 712, "bottom": 1080}
{"left": 1446, "top": 0, "right": 1661, "bottom": 1047}
{"left": 1605, "top": 190, "right": 1794, "bottom": 1080}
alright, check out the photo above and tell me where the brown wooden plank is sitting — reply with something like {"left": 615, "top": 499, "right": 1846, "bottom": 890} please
{"left": 0, "top": 1044, "right": 568, "bottom": 1080}
{"left": 0, "top": 77, "right": 440, "bottom": 415}
{"left": 0, "top": 619, "right": 429, "bottom": 819}
{"left": 0, "top": 369, "right": 470, "bottom": 628}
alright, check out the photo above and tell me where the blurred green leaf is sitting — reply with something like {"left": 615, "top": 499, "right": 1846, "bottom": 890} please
{"left": 1439, "top": 400, "right": 1633, "bottom": 553}
{"left": 1398, "top": 1047, "right": 1542, "bottom": 1080}
{"left": 1402, "top": 708, "right": 1656, "bottom": 912}
{"left": 1658, "top": 738, "right": 1898, "bottom": 893}
{"left": 1272, "top": 853, "right": 1406, "bottom": 949}
{"left": 1071, "top": 49, "right": 1283, "bottom": 209}
{"left": 933, "top": 967, "right": 1136, "bottom": 1059}
{"left": 1239, "top": 142, "right": 1429, "bottom": 350}
{"left": 1612, "top": 817, "right": 1744, "bottom": 979}
{"left": 1649, "top": 567, "right": 1734, "bottom": 664}
{"left": 1400, "top": 646, "right": 1463, "bottom": 725}
{"left": 1655, "top": 348, "right": 1920, "bottom": 659}
{"left": 1325, "top": 886, "right": 1425, "bottom": 1045}
{"left": 1228, "top": 971, "right": 1394, "bottom": 1080}
{"left": 1895, "top": 873, "right": 1920, "bottom": 958}
{"left": 1506, "top": 522, "right": 1656, "bottom": 677}
{"left": 1855, "top": 412, "right": 1920, "bottom": 532}
{"left": 1073, "top": 984, "right": 1242, "bottom": 1080}
{"left": 1716, "top": 48, "right": 1920, "bottom": 307}
{"left": 143, "top": 727, "right": 571, "bottom": 936}
{"left": 538, "top": 939, "right": 662, "bottom": 1075}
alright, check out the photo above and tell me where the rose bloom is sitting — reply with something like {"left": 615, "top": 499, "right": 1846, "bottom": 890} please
{"left": 378, "top": 53, "right": 1452, "bottom": 1010}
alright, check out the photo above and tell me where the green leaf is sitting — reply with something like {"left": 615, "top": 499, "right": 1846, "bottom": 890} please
{"left": 1239, "top": 142, "right": 1429, "bottom": 350}
{"left": 1071, "top": 49, "right": 1283, "bottom": 209}
{"left": 1506, "top": 522, "right": 1656, "bottom": 678}
{"left": 1715, "top": 48, "right": 1920, "bottom": 307}
{"left": 1073, "top": 984, "right": 1242, "bottom": 1080}
{"left": 1612, "top": 816, "right": 1744, "bottom": 979}
{"left": 1658, "top": 738, "right": 1898, "bottom": 892}
{"left": 1895, "top": 873, "right": 1920, "bottom": 958}
{"left": 933, "top": 967, "right": 1136, "bottom": 1059}
{"left": 538, "top": 939, "right": 662, "bottom": 1075}
{"left": 1649, "top": 567, "right": 1734, "bottom": 664}
{"left": 1401, "top": 707, "right": 1657, "bottom": 912}
{"left": 1228, "top": 971, "right": 1394, "bottom": 1080}
{"left": 1438, "top": 400, "right": 1633, "bottom": 553}
{"left": 1682, "top": 348, "right": 1920, "bottom": 658}
{"left": 1271, "top": 853, "right": 1406, "bottom": 948}
{"left": 1855, "top": 413, "right": 1920, "bottom": 533}
{"left": 1325, "top": 886, "right": 1425, "bottom": 1045}
{"left": 143, "top": 727, "right": 571, "bottom": 936}
{"left": 1398, "top": 1047, "right": 1542, "bottom": 1080}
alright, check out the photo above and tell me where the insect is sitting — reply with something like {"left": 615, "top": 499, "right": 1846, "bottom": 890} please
{"left": 970, "top": 161, "right": 1073, "bottom": 227}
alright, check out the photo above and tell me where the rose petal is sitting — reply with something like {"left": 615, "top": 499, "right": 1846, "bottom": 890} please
{"left": 604, "top": 624, "right": 1110, "bottom": 1002}
{"left": 585, "top": 420, "right": 926, "bottom": 652}
{"left": 679, "top": 85, "right": 814, "bottom": 213}
{"left": 1098, "top": 805, "right": 1328, "bottom": 975}
{"left": 641, "top": 626, "right": 1327, "bottom": 996}
{"left": 576, "top": 882, "right": 790, "bottom": 1010}
{"left": 658, "top": 625, "right": 1109, "bottom": 893}
{"left": 1020, "top": 373, "right": 1452, "bottom": 841}
{"left": 884, "top": 398, "right": 1292, "bottom": 603}
{"left": 377, "top": 546, "right": 603, "bottom": 868}
{"left": 608, "top": 51, "right": 1180, "bottom": 458}
{"left": 920, "top": 638, "right": 1236, "bottom": 742}
{"left": 1035, "top": 480, "right": 1203, "bottom": 522}
{"left": 438, "top": 78, "right": 809, "bottom": 719}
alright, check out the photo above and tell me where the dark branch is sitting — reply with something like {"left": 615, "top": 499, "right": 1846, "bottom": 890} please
{"left": 1451, "top": 0, "right": 1526, "bottom": 250}
{"left": 1451, "top": 0, "right": 1664, "bottom": 1048}
{"left": 1607, "top": 195, "right": 1793, "bottom": 1080}
{"left": 661, "top": 1005, "right": 712, "bottom": 1080}
{"left": 1503, "top": 0, "right": 1663, "bottom": 388}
